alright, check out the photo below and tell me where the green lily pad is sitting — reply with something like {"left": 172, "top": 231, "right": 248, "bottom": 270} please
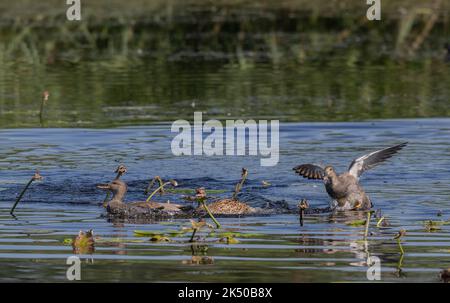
{"left": 219, "top": 236, "right": 240, "bottom": 244}
{"left": 134, "top": 230, "right": 164, "bottom": 237}
{"left": 346, "top": 220, "right": 366, "bottom": 227}
{"left": 63, "top": 238, "right": 73, "bottom": 245}
{"left": 150, "top": 235, "right": 171, "bottom": 242}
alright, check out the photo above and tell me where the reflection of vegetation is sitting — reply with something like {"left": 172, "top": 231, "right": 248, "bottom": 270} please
{"left": 0, "top": 1, "right": 449, "bottom": 128}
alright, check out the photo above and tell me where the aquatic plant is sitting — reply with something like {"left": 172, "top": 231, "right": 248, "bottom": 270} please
{"left": 10, "top": 170, "right": 43, "bottom": 215}
{"left": 145, "top": 179, "right": 178, "bottom": 203}
{"left": 149, "top": 235, "right": 171, "bottom": 242}
{"left": 144, "top": 176, "right": 164, "bottom": 195}
{"left": 232, "top": 168, "right": 248, "bottom": 200}
{"left": 72, "top": 229, "right": 95, "bottom": 254}
{"left": 218, "top": 235, "right": 240, "bottom": 244}
{"left": 189, "top": 219, "right": 207, "bottom": 243}
{"left": 298, "top": 199, "right": 309, "bottom": 227}
{"left": 376, "top": 216, "right": 387, "bottom": 227}
{"left": 423, "top": 220, "right": 449, "bottom": 232}
{"left": 193, "top": 188, "right": 222, "bottom": 229}
{"left": 394, "top": 229, "right": 406, "bottom": 255}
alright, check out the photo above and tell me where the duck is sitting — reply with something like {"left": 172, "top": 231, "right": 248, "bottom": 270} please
{"left": 194, "top": 187, "right": 256, "bottom": 215}
{"left": 193, "top": 168, "right": 257, "bottom": 216}
{"left": 97, "top": 179, "right": 185, "bottom": 218}
{"left": 293, "top": 142, "right": 407, "bottom": 211}
{"left": 102, "top": 164, "right": 128, "bottom": 208}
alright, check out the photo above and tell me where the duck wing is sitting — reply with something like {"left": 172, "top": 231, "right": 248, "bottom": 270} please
{"left": 293, "top": 164, "right": 325, "bottom": 180}
{"left": 348, "top": 142, "right": 407, "bottom": 179}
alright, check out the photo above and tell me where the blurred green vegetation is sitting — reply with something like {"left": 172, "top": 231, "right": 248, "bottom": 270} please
{"left": 0, "top": 0, "right": 449, "bottom": 127}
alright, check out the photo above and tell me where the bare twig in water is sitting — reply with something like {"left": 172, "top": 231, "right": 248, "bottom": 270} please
{"left": 39, "top": 91, "right": 49, "bottom": 127}
{"left": 298, "top": 199, "right": 309, "bottom": 227}
{"left": 145, "top": 179, "right": 178, "bottom": 203}
{"left": 232, "top": 168, "right": 248, "bottom": 200}
{"left": 10, "top": 170, "right": 43, "bottom": 215}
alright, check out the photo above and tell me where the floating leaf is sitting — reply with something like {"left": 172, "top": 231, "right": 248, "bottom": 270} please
{"left": 219, "top": 236, "right": 240, "bottom": 244}
{"left": 346, "top": 220, "right": 366, "bottom": 227}
{"left": 63, "top": 238, "right": 73, "bottom": 245}
{"left": 134, "top": 230, "right": 164, "bottom": 237}
{"left": 424, "top": 220, "right": 443, "bottom": 232}
{"left": 150, "top": 235, "right": 171, "bottom": 242}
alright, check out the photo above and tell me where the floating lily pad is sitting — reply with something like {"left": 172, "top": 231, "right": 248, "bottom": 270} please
{"left": 63, "top": 238, "right": 73, "bottom": 245}
{"left": 219, "top": 236, "right": 240, "bottom": 244}
{"left": 346, "top": 220, "right": 366, "bottom": 227}
{"left": 150, "top": 235, "right": 171, "bottom": 242}
{"left": 134, "top": 230, "right": 164, "bottom": 237}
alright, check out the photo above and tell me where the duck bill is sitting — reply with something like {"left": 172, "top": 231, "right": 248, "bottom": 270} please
{"left": 96, "top": 183, "right": 111, "bottom": 190}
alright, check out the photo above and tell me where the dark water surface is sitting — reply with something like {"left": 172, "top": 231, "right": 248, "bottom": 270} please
{"left": 0, "top": 119, "right": 449, "bottom": 282}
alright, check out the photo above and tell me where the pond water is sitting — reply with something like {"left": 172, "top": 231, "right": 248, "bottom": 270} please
{"left": 0, "top": 119, "right": 449, "bottom": 282}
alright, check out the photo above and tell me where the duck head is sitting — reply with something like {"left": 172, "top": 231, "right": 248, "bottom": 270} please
{"left": 324, "top": 166, "right": 337, "bottom": 178}
{"left": 97, "top": 179, "right": 127, "bottom": 202}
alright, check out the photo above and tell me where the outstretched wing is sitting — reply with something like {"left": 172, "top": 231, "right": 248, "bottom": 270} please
{"left": 293, "top": 164, "right": 325, "bottom": 180}
{"left": 348, "top": 142, "right": 407, "bottom": 179}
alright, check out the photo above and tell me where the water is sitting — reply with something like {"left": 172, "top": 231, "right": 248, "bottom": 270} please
{"left": 0, "top": 119, "right": 449, "bottom": 282}
{"left": 1, "top": 0, "right": 449, "bottom": 283}
{"left": 1, "top": 61, "right": 450, "bottom": 128}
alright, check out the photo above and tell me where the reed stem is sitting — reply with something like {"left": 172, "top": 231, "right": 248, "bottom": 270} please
{"left": 200, "top": 201, "right": 221, "bottom": 229}
{"left": 10, "top": 171, "right": 42, "bottom": 215}
{"left": 232, "top": 168, "right": 248, "bottom": 200}
{"left": 189, "top": 228, "right": 197, "bottom": 243}
{"left": 145, "top": 176, "right": 164, "bottom": 195}
{"left": 145, "top": 180, "right": 177, "bottom": 202}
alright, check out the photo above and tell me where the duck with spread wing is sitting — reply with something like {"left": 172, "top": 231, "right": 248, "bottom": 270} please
{"left": 293, "top": 142, "right": 408, "bottom": 211}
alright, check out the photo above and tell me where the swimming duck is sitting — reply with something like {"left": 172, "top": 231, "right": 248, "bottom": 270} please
{"left": 97, "top": 179, "right": 184, "bottom": 218}
{"left": 193, "top": 168, "right": 257, "bottom": 215}
{"left": 194, "top": 187, "right": 256, "bottom": 215}
{"left": 102, "top": 164, "right": 128, "bottom": 208}
{"left": 293, "top": 142, "right": 407, "bottom": 211}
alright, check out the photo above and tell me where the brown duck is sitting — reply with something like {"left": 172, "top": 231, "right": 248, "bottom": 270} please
{"left": 97, "top": 179, "right": 184, "bottom": 217}
{"left": 293, "top": 142, "right": 407, "bottom": 211}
